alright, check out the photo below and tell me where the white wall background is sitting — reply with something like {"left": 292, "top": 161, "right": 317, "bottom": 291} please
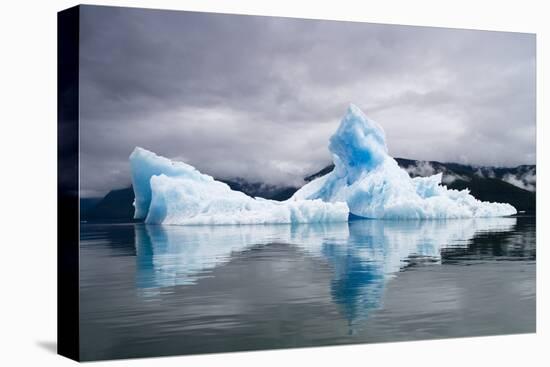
{"left": 0, "top": 0, "right": 547, "bottom": 366}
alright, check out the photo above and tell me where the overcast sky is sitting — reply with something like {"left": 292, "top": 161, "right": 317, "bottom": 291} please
{"left": 79, "top": 5, "right": 536, "bottom": 197}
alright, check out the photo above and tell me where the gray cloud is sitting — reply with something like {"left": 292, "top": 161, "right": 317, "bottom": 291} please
{"left": 78, "top": 5, "right": 536, "bottom": 197}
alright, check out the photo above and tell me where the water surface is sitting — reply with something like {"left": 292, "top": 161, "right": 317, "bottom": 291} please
{"left": 80, "top": 216, "right": 535, "bottom": 361}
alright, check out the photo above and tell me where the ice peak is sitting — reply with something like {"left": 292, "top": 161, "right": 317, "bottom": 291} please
{"left": 329, "top": 104, "right": 388, "bottom": 182}
{"left": 292, "top": 104, "right": 516, "bottom": 219}
{"left": 346, "top": 103, "right": 365, "bottom": 116}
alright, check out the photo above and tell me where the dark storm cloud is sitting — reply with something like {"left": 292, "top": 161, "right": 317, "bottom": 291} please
{"left": 79, "top": 5, "right": 536, "bottom": 197}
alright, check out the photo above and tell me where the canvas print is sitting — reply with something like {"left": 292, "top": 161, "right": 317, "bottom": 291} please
{"left": 58, "top": 5, "right": 536, "bottom": 362}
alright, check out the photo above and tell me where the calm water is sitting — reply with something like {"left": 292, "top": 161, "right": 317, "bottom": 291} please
{"left": 80, "top": 216, "right": 536, "bottom": 361}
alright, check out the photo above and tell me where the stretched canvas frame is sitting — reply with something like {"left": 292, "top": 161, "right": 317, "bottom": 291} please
{"left": 58, "top": 4, "right": 536, "bottom": 362}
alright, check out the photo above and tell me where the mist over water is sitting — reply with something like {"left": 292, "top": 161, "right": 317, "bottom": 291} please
{"left": 80, "top": 217, "right": 535, "bottom": 361}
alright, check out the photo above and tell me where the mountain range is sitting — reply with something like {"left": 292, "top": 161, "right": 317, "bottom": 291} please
{"left": 81, "top": 158, "right": 536, "bottom": 222}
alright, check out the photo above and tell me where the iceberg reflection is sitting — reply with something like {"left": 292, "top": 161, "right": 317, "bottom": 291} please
{"left": 134, "top": 218, "right": 517, "bottom": 328}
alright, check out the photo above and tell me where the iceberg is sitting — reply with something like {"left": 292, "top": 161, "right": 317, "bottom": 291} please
{"left": 130, "top": 147, "right": 348, "bottom": 225}
{"left": 129, "top": 104, "right": 515, "bottom": 224}
{"left": 292, "top": 104, "right": 516, "bottom": 219}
